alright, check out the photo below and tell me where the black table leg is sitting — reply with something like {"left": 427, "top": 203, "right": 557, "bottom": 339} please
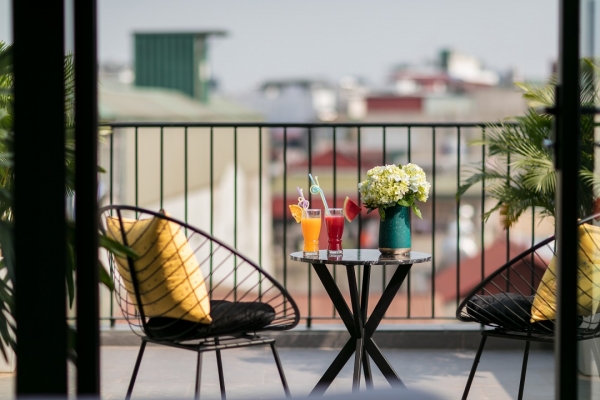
{"left": 346, "top": 266, "right": 364, "bottom": 391}
{"left": 365, "top": 265, "right": 411, "bottom": 338}
{"left": 360, "top": 265, "right": 374, "bottom": 389}
{"left": 361, "top": 265, "right": 411, "bottom": 386}
{"left": 309, "top": 338, "right": 356, "bottom": 397}
{"left": 310, "top": 262, "right": 412, "bottom": 395}
{"left": 363, "top": 350, "right": 373, "bottom": 389}
{"left": 364, "top": 338, "right": 405, "bottom": 388}
{"left": 312, "top": 263, "right": 354, "bottom": 332}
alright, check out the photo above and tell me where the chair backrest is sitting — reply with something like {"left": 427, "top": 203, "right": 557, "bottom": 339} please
{"left": 99, "top": 205, "right": 300, "bottom": 340}
{"left": 456, "top": 214, "right": 600, "bottom": 338}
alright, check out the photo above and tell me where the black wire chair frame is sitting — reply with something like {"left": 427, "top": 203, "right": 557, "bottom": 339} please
{"left": 100, "top": 205, "right": 300, "bottom": 400}
{"left": 456, "top": 213, "right": 600, "bottom": 400}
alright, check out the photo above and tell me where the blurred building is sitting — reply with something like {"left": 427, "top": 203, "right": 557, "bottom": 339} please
{"left": 235, "top": 78, "right": 338, "bottom": 123}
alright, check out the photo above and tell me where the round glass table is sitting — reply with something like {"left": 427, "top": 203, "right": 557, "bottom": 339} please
{"left": 290, "top": 249, "right": 432, "bottom": 395}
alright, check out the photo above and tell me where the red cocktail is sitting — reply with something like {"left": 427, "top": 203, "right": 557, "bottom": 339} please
{"left": 325, "top": 208, "right": 344, "bottom": 255}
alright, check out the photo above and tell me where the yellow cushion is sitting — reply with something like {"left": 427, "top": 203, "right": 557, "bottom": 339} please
{"left": 531, "top": 223, "right": 600, "bottom": 322}
{"left": 106, "top": 212, "right": 212, "bottom": 324}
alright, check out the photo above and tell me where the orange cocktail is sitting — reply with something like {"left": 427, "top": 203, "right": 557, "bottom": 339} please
{"left": 301, "top": 209, "right": 321, "bottom": 256}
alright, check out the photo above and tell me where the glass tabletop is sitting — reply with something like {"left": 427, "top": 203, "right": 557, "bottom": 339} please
{"left": 289, "top": 249, "right": 432, "bottom": 266}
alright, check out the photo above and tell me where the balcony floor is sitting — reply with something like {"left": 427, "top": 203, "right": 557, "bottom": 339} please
{"left": 2, "top": 344, "right": 597, "bottom": 399}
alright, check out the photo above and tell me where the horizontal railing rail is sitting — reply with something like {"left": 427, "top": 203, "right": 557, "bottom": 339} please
{"left": 99, "top": 121, "right": 543, "bottom": 329}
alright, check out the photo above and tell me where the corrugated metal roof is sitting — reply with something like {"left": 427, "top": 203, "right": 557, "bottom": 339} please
{"left": 99, "top": 82, "right": 263, "bottom": 122}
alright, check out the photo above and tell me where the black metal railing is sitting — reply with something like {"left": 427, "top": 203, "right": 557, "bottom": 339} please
{"left": 99, "top": 122, "right": 539, "bottom": 328}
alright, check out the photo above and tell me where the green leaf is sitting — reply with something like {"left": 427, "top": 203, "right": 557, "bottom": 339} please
{"left": 66, "top": 243, "right": 75, "bottom": 308}
{"left": 397, "top": 199, "right": 411, "bottom": 207}
{"left": 411, "top": 204, "right": 422, "bottom": 219}
{"left": 100, "top": 234, "right": 139, "bottom": 259}
{"left": 378, "top": 208, "right": 386, "bottom": 221}
{"left": 99, "top": 262, "right": 114, "bottom": 291}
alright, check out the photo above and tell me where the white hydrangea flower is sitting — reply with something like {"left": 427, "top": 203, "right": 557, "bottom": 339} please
{"left": 358, "top": 163, "right": 430, "bottom": 214}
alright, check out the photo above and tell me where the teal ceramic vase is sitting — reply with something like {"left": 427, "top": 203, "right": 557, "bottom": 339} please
{"left": 378, "top": 205, "right": 411, "bottom": 255}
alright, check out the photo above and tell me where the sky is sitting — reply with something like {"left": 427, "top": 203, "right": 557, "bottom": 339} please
{"left": 0, "top": 0, "right": 564, "bottom": 93}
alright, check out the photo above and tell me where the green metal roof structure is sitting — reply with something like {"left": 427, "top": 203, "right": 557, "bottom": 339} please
{"left": 134, "top": 31, "right": 226, "bottom": 103}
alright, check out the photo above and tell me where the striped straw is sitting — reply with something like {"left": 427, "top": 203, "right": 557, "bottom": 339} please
{"left": 308, "top": 174, "right": 330, "bottom": 216}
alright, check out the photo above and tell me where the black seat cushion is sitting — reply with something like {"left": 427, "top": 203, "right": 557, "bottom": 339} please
{"left": 465, "top": 293, "right": 583, "bottom": 332}
{"left": 466, "top": 293, "right": 533, "bottom": 326}
{"left": 146, "top": 300, "right": 276, "bottom": 341}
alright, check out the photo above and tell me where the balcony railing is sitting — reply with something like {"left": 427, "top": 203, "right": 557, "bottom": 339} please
{"left": 99, "top": 121, "right": 541, "bottom": 328}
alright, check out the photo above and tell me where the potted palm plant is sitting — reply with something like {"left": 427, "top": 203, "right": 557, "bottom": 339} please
{"left": 457, "top": 60, "right": 600, "bottom": 329}
{"left": 0, "top": 41, "right": 135, "bottom": 368}
{"left": 457, "top": 59, "right": 599, "bottom": 228}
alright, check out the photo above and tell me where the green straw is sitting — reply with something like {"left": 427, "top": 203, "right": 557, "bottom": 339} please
{"left": 309, "top": 174, "right": 330, "bottom": 216}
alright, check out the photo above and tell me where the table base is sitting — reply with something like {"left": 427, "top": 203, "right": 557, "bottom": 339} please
{"left": 310, "top": 263, "right": 411, "bottom": 395}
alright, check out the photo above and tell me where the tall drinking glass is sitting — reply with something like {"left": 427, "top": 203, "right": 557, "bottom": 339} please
{"left": 326, "top": 208, "right": 344, "bottom": 255}
{"left": 301, "top": 209, "right": 321, "bottom": 256}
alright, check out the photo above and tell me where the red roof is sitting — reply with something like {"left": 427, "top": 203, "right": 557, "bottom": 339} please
{"left": 289, "top": 148, "right": 386, "bottom": 171}
{"left": 435, "top": 239, "right": 550, "bottom": 303}
{"left": 366, "top": 96, "right": 422, "bottom": 112}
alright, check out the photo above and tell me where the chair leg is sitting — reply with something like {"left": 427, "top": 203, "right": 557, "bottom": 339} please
{"left": 462, "top": 335, "right": 487, "bottom": 400}
{"left": 270, "top": 342, "right": 291, "bottom": 398}
{"left": 194, "top": 351, "right": 203, "bottom": 400}
{"left": 215, "top": 338, "right": 226, "bottom": 400}
{"left": 126, "top": 340, "right": 147, "bottom": 400}
{"left": 517, "top": 340, "right": 531, "bottom": 400}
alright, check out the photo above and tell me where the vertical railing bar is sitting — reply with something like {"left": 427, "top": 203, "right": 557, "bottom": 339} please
{"left": 357, "top": 127, "right": 362, "bottom": 296}
{"left": 259, "top": 127, "right": 263, "bottom": 297}
{"left": 160, "top": 126, "right": 164, "bottom": 209}
{"left": 407, "top": 126, "right": 412, "bottom": 318}
{"left": 506, "top": 153, "right": 511, "bottom": 292}
{"left": 531, "top": 205, "right": 535, "bottom": 295}
{"left": 283, "top": 127, "right": 288, "bottom": 316}
{"left": 109, "top": 132, "right": 114, "bottom": 207}
{"left": 332, "top": 126, "right": 337, "bottom": 318}
{"left": 480, "top": 127, "right": 486, "bottom": 294}
{"left": 184, "top": 127, "right": 188, "bottom": 234}
{"left": 407, "top": 126, "right": 412, "bottom": 163}
{"left": 431, "top": 127, "right": 436, "bottom": 318}
{"left": 308, "top": 127, "right": 313, "bottom": 206}
{"left": 108, "top": 257, "right": 115, "bottom": 327}
{"left": 108, "top": 129, "right": 117, "bottom": 326}
{"left": 333, "top": 126, "right": 337, "bottom": 208}
{"left": 382, "top": 126, "right": 387, "bottom": 294}
{"left": 234, "top": 126, "right": 238, "bottom": 302}
{"left": 332, "top": 264, "right": 337, "bottom": 318}
{"left": 357, "top": 127, "right": 362, "bottom": 250}
{"left": 307, "top": 126, "right": 312, "bottom": 328}
{"left": 308, "top": 263, "right": 312, "bottom": 328}
{"left": 382, "top": 126, "right": 387, "bottom": 164}
{"left": 456, "top": 127, "right": 461, "bottom": 310}
{"left": 134, "top": 127, "right": 138, "bottom": 217}
{"left": 210, "top": 127, "right": 214, "bottom": 298}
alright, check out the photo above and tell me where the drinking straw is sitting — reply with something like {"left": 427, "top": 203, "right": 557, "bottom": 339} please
{"left": 308, "top": 174, "right": 330, "bottom": 216}
{"left": 296, "top": 187, "right": 309, "bottom": 209}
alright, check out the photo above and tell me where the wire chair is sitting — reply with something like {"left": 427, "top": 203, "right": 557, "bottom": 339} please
{"left": 456, "top": 213, "right": 600, "bottom": 400}
{"left": 100, "top": 205, "right": 300, "bottom": 400}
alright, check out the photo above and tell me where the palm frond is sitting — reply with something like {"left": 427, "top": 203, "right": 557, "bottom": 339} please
{"left": 458, "top": 58, "right": 600, "bottom": 227}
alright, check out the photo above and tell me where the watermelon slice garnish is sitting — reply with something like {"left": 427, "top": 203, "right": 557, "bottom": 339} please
{"left": 343, "top": 197, "right": 362, "bottom": 222}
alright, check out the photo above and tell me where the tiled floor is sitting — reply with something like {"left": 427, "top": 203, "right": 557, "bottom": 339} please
{"left": 0, "top": 346, "right": 600, "bottom": 400}
{"left": 0, "top": 345, "right": 599, "bottom": 399}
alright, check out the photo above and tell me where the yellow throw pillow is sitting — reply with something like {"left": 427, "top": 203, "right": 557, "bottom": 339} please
{"left": 106, "top": 212, "right": 212, "bottom": 324}
{"left": 531, "top": 223, "right": 600, "bottom": 322}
